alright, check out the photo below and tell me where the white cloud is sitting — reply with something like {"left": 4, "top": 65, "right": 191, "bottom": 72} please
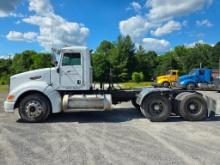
{"left": 23, "top": 13, "right": 89, "bottom": 50}
{"left": 119, "top": 0, "right": 213, "bottom": 53}
{"left": 146, "top": 0, "right": 213, "bottom": 21}
{"left": 6, "top": 31, "right": 37, "bottom": 42}
{"left": 0, "top": 0, "right": 21, "bottom": 17}
{"left": 185, "top": 40, "right": 213, "bottom": 48}
{"left": 151, "top": 20, "right": 181, "bottom": 36}
{"left": 129, "top": 2, "right": 142, "bottom": 12}
{"left": 7, "top": 0, "right": 90, "bottom": 50}
{"left": 196, "top": 19, "right": 213, "bottom": 27}
{"left": 29, "top": 0, "right": 53, "bottom": 15}
{"left": 140, "top": 38, "right": 170, "bottom": 52}
{"left": 186, "top": 40, "right": 205, "bottom": 48}
{"left": 119, "top": 15, "right": 153, "bottom": 41}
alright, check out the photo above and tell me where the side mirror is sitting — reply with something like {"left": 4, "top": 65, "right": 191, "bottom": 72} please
{"left": 51, "top": 53, "right": 58, "bottom": 66}
{"left": 56, "top": 67, "right": 60, "bottom": 73}
{"left": 52, "top": 60, "right": 58, "bottom": 67}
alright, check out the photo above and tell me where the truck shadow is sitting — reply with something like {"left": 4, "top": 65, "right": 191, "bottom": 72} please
{"left": 17, "top": 108, "right": 144, "bottom": 123}
{"left": 16, "top": 108, "right": 220, "bottom": 123}
{"left": 167, "top": 115, "right": 220, "bottom": 122}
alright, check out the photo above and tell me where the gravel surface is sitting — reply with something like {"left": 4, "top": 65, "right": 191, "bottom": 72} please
{"left": 0, "top": 94, "right": 220, "bottom": 165}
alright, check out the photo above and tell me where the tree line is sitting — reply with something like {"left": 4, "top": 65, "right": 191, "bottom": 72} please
{"left": 92, "top": 36, "right": 220, "bottom": 84}
{"left": 0, "top": 51, "right": 51, "bottom": 84}
{"left": 0, "top": 35, "right": 220, "bottom": 85}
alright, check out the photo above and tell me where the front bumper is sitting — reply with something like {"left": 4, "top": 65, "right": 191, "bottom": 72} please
{"left": 4, "top": 101, "right": 15, "bottom": 113}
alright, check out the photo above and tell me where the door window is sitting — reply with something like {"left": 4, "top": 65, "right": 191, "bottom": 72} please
{"left": 62, "top": 53, "right": 81, "bottom": 66}
{"left": 199, "top": 70, "right": 205, "bottom": 75}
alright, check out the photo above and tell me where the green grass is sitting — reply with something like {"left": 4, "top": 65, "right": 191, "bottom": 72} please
{"left": 120, "top": 82, "right": 153, "bottom": 89}
{"left": 0, "top": 85, "right": 9, "bottom": 93}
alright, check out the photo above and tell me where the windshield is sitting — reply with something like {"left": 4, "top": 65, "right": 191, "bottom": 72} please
{"left": 189, "top": 69, "right": 196, "bottom": 75}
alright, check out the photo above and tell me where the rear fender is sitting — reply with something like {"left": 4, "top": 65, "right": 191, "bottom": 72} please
{"left": 136, "top": 88, "right": 172, "bottom": 106}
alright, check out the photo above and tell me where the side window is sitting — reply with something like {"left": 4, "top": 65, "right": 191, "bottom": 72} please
{"left": 172, "top": 72, "right": 177, "bottom": 75}
{"left": 199, "top": 70, "right": 205, "bottom": 75}
{"left": 62, "top": 53, "right": 81, "bottom": 66}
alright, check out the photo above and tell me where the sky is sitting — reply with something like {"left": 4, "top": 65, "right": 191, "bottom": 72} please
{"left": 0, "top": 0, "right": 219, "bottom": 57}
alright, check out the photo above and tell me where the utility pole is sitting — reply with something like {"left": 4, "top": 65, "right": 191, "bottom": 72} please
{"left": 200, "top": 63, "right": 202, "bottom": 69}
{"left": 219, "top": 58, "right": 220, "bottom": 77}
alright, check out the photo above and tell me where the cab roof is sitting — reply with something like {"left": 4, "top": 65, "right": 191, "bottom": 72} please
{"left": 62, "top": 46, "right": 89, "bottom": 51}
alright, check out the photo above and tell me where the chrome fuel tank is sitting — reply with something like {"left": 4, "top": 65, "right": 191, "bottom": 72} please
{"left": 62, "top": 94, "right": 112, "bottom": 112}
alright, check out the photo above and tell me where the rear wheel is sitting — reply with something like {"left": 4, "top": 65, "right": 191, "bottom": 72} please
{"left": 163, "top": 82, "right": 170, "bottom": 88}
{"left": 18, "top": 94, "right": 51, "bottom": 122}
{"left": 177, "top": 93, "right": 207, "bottom": 121}
{"left": 141, "top": 94, "right": 171, "bottom": 122}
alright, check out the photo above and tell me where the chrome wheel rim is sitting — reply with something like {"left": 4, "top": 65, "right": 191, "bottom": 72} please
{"left": 25, "top": 100, "right": 43, "bottom": 118}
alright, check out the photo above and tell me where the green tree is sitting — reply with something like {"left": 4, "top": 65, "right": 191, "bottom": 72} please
{"left": 109, "top": 35, "right": 135, "bottom": 82}
{"left": 155, "top": 51, "right": 178, "bottom": 76}
{"left": 132, "top": 72, "right": 144, "bottom": 83}
{"left": 92, "top": 41, "right": 114, "bottom": 86}
{"left": 135, "top": 45, "right": 158, "bottom": 80}
{"left": 211, "top": 42, "right": 220, "bottom": 68}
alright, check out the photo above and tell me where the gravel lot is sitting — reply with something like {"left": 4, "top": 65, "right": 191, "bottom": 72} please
{"left": 0, "top": 93, "right": 220, "bottom": 165}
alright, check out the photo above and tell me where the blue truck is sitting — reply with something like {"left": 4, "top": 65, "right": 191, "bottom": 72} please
{"left": 177, "top": 68, "right": 220, "bottom": 90}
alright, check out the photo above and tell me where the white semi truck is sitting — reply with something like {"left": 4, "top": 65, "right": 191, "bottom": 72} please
{"left": 3, "top": 46, "right": 218, "bottom": 122}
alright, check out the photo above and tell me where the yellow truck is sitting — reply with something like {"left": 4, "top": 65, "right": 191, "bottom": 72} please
{"left": 154, "top": 70, "right": 179, "bottom": 87}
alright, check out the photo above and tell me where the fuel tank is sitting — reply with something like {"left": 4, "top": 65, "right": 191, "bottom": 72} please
{"left": 62, "top": 94, "right": 112, "bottom": 112}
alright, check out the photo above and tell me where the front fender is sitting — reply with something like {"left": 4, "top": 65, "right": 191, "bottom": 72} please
{"left": 8, "top": 81, "right": 62, "bottom": 113}
{"left": 136, "top": 88, "right": 171, "bottom": 106}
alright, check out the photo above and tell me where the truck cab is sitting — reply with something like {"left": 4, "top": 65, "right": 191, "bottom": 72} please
{"left": 155, "top": 70, "right": 179, "bottom": 87}
{"left": 177, "top": 68, "right": 212, "bottom": 89}
{"left": 4, "top": 46, "right": 97, "bottom": 119}
{"left": 8, "top": 46, "right": 93, "bottom": 93}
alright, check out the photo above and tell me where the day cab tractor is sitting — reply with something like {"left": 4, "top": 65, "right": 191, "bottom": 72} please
{"left": 4, "top": 46, "right": 219, "bottom": 122}
{"left": 177, "top": 68, "right": 220, "bottom": 90}
{"left": 154, "top": 70, "right": 179, "bottom": 87}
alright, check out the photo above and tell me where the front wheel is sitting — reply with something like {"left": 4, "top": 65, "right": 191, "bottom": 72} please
{"left": 186, "top": 83, "right": 196, "bottom": 90}
{"left": 141, "top": 94, "right": 171, "bottom": 122}
{"left": 18, "top": 94, "right": 51, "bottom": 122}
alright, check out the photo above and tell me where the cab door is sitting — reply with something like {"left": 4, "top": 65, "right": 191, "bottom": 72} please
{"left": 60, "top": 52, "right": 84, "bottom": 90}
{"left": 170, "top": 71, "right": 178, "bottom": 82}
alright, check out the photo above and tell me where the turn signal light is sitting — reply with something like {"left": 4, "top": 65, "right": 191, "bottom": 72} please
{"left": 7, "top": 95, "right": 15, "bottom": 102}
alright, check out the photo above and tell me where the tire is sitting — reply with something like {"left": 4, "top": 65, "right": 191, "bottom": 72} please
{"left": 174, "top": 92, "right": 192, "bottom": 116}
{"left": 163, "top": 82, "right": 170, "bottom": 88}
{"left": 178, "top": 93, "right": 207, "bottom": 121}
{"left": 131, "top": 98, "right": 140, "bottom": 111}
{"left": 141, "top": 94, "right": 171, "bottom": 122}
{"left": 18, "top": 94, "right": 51, "bottom": 122}
{"left": 186, "top": 83, "right": 195, "bottom": 90}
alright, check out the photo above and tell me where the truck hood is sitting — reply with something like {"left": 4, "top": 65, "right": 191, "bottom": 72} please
{"left": 10, "top": 68, "right": 53, "bottom": 91}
